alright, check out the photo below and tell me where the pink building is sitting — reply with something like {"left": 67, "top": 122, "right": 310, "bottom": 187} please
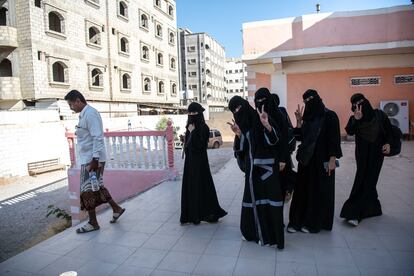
{"left": 242, "top": 5, "right": 414, "bottom": 136}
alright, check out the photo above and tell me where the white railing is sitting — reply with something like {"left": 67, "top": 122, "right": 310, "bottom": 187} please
{"left": 66, "top": 122, "right": 175, "bottom": 170}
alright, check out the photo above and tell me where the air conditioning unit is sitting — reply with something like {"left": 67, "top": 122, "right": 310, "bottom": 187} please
{"left": 380, "top": 100, "right": 409, "bottom": 135}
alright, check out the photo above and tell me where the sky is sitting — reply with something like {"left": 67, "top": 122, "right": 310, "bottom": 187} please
{"left": 176, "top": 0, "right": 411, "bottom": 58}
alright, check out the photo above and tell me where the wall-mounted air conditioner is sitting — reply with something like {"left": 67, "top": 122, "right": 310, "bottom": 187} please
{"left": 380, "top": 100, "right": 409, "bottom": 135}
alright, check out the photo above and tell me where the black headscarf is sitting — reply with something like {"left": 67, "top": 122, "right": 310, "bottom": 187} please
{"left": 187, "top": 102, "right": 205, "bottom": 127}
{"left": 271, "top": 93, "right": 280, "bottom": 107}
{"left": 228, "top": 96, "right": 255, "bottom": 134}
{"left": 255, "top": 88, "right": 284, "bottom": 131}
{"left": 350, "top": 93, "right": 375, "bottom": 122}
{"left": 302, "top": 89, "right": 326, "bottom": 121}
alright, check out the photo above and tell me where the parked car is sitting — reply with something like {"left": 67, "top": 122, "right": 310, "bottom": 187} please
{"left": 175, "top": 129, "right": 223, "bottom": 149}
{"left": 208, "top": 129, "right": 223, "bottom": 149}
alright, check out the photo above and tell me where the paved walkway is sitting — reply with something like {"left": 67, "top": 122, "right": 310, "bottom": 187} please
{"left": 1, "top": 143, "right": 413, "bottom": 276}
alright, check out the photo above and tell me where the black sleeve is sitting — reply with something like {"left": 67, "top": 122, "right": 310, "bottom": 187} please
{"left": 326, "top": 111, "right": 343, "bottom": 158}
{"left": 293, "top": 127, "right": 303, "bottom": 141}
{"left": 263, "top": 118, "right": 280, "bottom": 146}
{"left": 186, "top": 125, "right": 208, "bottom": 154}
{"left": 380, "top": 111, "right": 394, "bottom": 145}
{"left": 233, "top": 134, "right": 247, "bottom": 172}
{"left": 345, "top": 116, "right": 358, "bottom": 136}
{"left": 277, "top": 116, "right": 289, "bottom": 163}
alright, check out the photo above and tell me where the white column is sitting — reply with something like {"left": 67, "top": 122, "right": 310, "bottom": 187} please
{"left": 271, "top": 71, "right": 287, "bottom": 108}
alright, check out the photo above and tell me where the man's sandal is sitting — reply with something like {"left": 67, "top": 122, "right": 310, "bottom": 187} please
{"left": 110, "top": 208, "right": 126, "bottom": 223}
{"left": 76, "top": 222, "right": 100, "bottom": 234}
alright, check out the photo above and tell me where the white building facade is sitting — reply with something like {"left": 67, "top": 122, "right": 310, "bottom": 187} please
{"left": 0, "top": 0, "right": 180, "bottom": 116}
{"left": 225, "top": 58, "right": 247, "bottom": 102}
{"left": 178, "top": 29, "right": 226, "bottom": 112}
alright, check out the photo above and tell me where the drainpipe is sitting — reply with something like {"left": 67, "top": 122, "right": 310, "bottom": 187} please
{"left": 105, "top": 0, "right": 113, "bottom": 117}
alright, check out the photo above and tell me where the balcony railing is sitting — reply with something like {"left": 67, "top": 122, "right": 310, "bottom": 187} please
{"left": 0, "top": 26, "right": 18, "bottom": 49}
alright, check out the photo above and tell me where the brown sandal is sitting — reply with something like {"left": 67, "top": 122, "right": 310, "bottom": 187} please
{"left": 76, "top": 222, "right": 100, "bottom": 234}
{"left": 110, "top": 208, "right": 126, "bottom": 223}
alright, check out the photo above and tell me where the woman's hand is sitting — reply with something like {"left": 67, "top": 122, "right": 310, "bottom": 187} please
{"left": 354, "top": 104, "right": 363, "bottom": 120}
{"left": 295, "top": 104, "right": 304, "bottom": 128}
{"left": 382, "top": 144, "right": 390, "bottom": 155}
{"left": 227, "top": 119, "right": 241, "bottom": 137}
{"left": 327, "top": 156, "right": 337, "bottom": 176}
{"left": 257, "top": 106, "right": 272, "bottom": 132}
{"left": 188, "top": 124, "right": 195, "bottom": 133}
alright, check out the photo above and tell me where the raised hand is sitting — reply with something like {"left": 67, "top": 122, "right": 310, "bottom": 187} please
{"left": 295, "top": 104, "right": 304, "bottom": 127}
{"left": 188, "top": 123, "right": 195, "bottom": 133}
{"left": 227, "top": 119, "right": 241, "bottom": 137}
{"left": 354, "top": 104, "right": 363, "bottom": 120}
{"left": 257, "top": 106, "right": 271, "bottom": 131}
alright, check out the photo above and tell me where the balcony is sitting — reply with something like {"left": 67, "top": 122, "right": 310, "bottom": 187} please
{"left": 0, "top": 77, "right": 21, "bottom": 100}
{"left": 0, "top": 26, "right": 18, "bottom": 50}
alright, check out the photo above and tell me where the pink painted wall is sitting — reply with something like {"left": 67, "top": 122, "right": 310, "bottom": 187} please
{"left": 243, "top": 8, "right": 414, "bottom": 55}
{"left": 286, "top": 67, "right": 414, "bottom": 135}
{"left": 247, "top": 72, "right": 271, "bottom": 97}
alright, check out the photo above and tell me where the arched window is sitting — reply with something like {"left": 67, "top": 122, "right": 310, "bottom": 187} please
{"left": 0, "top": 59, "right": 12, "bottom": 77}
{"left": 168, "top": 5, "right": 174, "bottom": 16}
{"left": 156, "top": 24, "right": 162, "bottom": 37}
{"left": 170, "top": 58, "right": 176, "bottom": 70}
{"left": 155, "top": 0, "right": 161, "bottom": 7}
{"left": 120, "top": 37, "right": 129, "bottom": 53}
{"left": 142, "top": 46, "right": 149, "bottom": 60}
{"left": 91, "top": 68, "right": 103, "bottom": 87}
{"left": 88, "top": 27, "right": 101, "bottom": 45}
{"left": 169, "top": 32, "right": 175, "bottom": 44}
{"left": 48, "top": 12, "right": 63, "bottom": 33}
{"left": 144, "top": 77, "right": 151, "bottom": 92}
{"left": 119, "top": 1, "right": 128, "bottom": 18}
{"left": 122, "top": 73, "right": 131, "bottom": 89}
{"left": 171, "top": 83, "right": 177, "bottom": 95}
{"left": 52, "top": 61, "right": 67, "bottom": 82}
{"left": 157, "top": 53, "right": 163, "bottom": 65}
{"left": 0, "top": 7, "right": 8, "bottom": 26}
{"left": 140, "top": 14, "right": 148, "bottom": 29}
{"left": 158, "top": 81, "right": 164, "bottom": 94}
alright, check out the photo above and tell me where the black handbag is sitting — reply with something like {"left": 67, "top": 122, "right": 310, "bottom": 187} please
{"left": 296, "top": 116, "right": 325, "bottom": 166}
{"left": 376, "top": 111, "right": 402, "bottom": 157}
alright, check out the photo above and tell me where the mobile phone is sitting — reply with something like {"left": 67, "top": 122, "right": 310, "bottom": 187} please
{"left": 324, "top": 159, "right": 340, "bottom": 170}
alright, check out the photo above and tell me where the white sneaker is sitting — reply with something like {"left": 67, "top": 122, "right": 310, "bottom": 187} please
{"left": 348, "top": 220, "right": 359, "bottom": 226}
{"left": 301, "top": 227, "right": 310, "bottom": 233}
{"left": 286, "top": 226, "right": 297, "bottom": 233}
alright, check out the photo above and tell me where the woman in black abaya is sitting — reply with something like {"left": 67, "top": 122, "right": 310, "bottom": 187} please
{"left": 287, "top": 89, "right": 342, "bottom": 234}
{"left": 340, "top": 93, "right": 393, "bottom": 226}
{"left": 228, "top": 96, "right": 285, "bottom": 249}
{"left": 254, "top": 88, "right": 296, "bottom": 201}
{"left": 180, "top": 102, "right": 227, "bottom": 225}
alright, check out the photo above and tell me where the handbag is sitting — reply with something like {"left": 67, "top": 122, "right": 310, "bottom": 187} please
{"left": 376, "top": 111, "right": 402, "bottom": 157}
{"left": 296, "top": 116, "right": 325, "bottom": 166}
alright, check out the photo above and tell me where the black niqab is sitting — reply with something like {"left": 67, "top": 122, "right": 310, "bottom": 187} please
{"left": 350, "top": 93, "right": 375, "bottom": 122}
{"left": 187, "top": 102, "right": 205, "bottom": 127}
{"left": 302, "top": 89, "right": 325, "bottom": 121}
{"left": 228, "top": 96, "right": 255, "bottom": 134}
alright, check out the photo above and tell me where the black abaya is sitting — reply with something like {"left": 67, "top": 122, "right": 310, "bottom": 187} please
{"left": 180, "top": 123, "right": 227, "bottom": 224}
{"left": 340, "top": 110, "right": 393, "bottom": 221}
{"left": 288, "top": 110, "right": 342, "bottom": 233}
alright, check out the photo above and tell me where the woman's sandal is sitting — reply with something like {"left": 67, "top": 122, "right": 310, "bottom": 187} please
{"left": 110, "top": 208, "right": 126, "bottom": 223}
{"left": 76, "top": 222, "right": 100, "bottom": 234}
